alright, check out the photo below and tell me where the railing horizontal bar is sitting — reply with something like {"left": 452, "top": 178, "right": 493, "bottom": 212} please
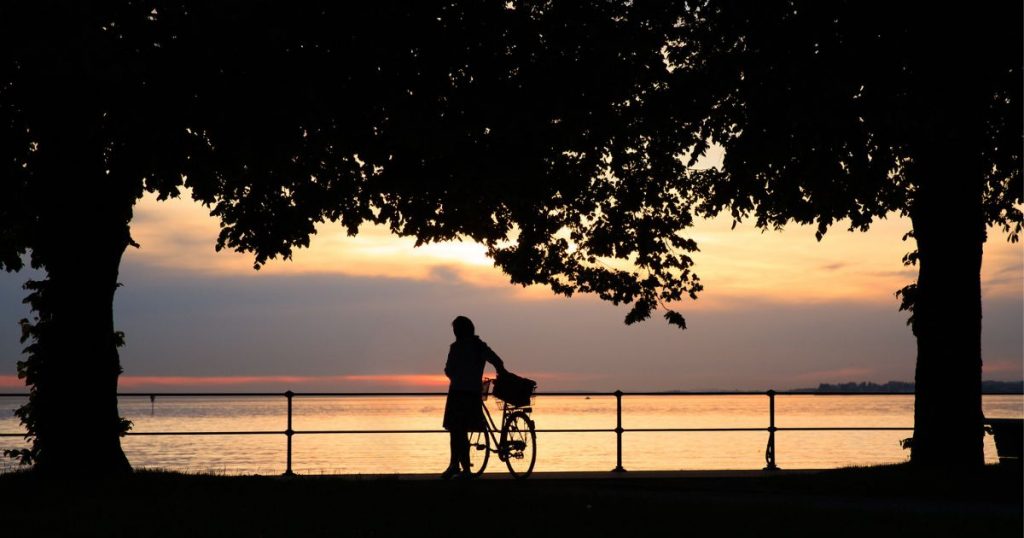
{"left": 118, "top": 393, "right": 298, "bottom": 397}
{"left": 501, "top": 392, "right": 612, "bottom": 397}
{"left": 125, "top": 431, "right": 283, "bottom": 436}
{"left": 0, "top": 426, "right": 921, "bottom": 437}
{"left": 293, "top": 428, "right": 619, "bottom": 435}
{"left": 626, "top": 428, "right": 768, "bottom": 432}
{"left": 296, "top": 430, "right": 443, "bottom": 434}
{"left": 290, "top": 391, "right": 450, "bottom": 395}
{"left": 773, "top": 392, "right": 917, "bottom": 396}
{"left": 1, "top": 391, "right": 1021, "bottom": 398}
{"left": 528, "top": 429, "right": 616, "bottom": 433}
{"left": 0, "top": 429, "right": 616, "bottom": 436}
{"left": 618, "top": 392, "right": 769, "bottom": 396}
{"left": 776, "top": 427, "right": 914, "bottom": 431}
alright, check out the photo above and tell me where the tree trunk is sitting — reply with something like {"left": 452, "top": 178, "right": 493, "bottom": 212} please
{"left": 22, "top": 126, "right": 135, "bottom": 475}
{"left": 909, "top": 146, "right": 986, "bottom": 468}
{"left": 29, "top": 241, "right": 133, "bottom": 475}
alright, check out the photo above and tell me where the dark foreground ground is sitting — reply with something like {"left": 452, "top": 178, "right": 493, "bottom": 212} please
{"left": 0, "top": 465, "right": 1019, "bottom": 537}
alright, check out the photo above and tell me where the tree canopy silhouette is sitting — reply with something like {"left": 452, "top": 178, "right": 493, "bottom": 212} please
{"left": 2, "top": 1, "right": 1018, "bottom": 474}
{"left": 0, "top": 2, "right": 413, "bottom": 472}
{"left": 648, "top": 1, "right": 1021, "bottom": 467}
{"left": 0, "top": 2, "right": 204, "bottom": 473}
{"left": 208, "top": 1, "right": 1022, "bottom": 468}
{"left": 1, "top": 2, "right": 696, "bottom": 473}
{"left": 202, "top": 2, "right": 699, "bottom": 328}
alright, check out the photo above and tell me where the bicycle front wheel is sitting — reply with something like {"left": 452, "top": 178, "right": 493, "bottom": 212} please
{"left": 467, "top": 428, "right": 490, "bottom": 476}
{"left": 502, "top": 411, "right": 536, "bottom": 479}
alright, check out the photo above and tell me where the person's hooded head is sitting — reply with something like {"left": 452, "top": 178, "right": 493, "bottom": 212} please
{"left": 452, "top": 316, "right": 475, "bottom": 340}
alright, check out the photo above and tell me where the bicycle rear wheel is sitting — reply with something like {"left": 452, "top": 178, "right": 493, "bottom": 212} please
{"left": 467, "top": 428, "right": 490, "bottom": 476}
{"left": 502, "top": 411, "right": 536, "bottom": 479}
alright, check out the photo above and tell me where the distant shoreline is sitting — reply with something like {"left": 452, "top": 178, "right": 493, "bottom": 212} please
{"left": 786, "top": 380, "right": 1024, "bottom": 394}
{"left": 659, "top": 380, "right": 1024, "bottom": 394}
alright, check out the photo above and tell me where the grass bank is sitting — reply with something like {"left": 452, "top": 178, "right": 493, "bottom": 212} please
{"left": 0, "top": 464, "right": 1019, "bottom": 537}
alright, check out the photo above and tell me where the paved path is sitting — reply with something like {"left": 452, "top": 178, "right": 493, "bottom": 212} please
{"left": 305, "top": 469, "right": 828, "bottom": 480}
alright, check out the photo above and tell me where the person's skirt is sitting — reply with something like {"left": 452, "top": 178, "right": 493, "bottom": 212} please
{"left": 442, "top": 389, "right": 487, "bottom": 432}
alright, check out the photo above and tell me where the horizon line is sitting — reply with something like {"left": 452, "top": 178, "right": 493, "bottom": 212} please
{"left": 0, "top": 374, "right": 1021, "bottom": 394}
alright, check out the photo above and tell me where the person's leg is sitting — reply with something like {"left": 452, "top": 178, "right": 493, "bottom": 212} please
{"left": 455, "top": 430, "right": 471, "bottom": 473}
{"left": 446, "top": 430, "right": 462, "bottom": 472}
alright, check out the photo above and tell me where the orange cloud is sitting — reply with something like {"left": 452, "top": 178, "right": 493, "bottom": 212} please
{"left": 984, "top": 361, "right": 1024, "bottom": 374}
{"left": 126, "top": 192, "right": 505, "bottom": 288}
{"left": 0, "top": 372, "right": 587, "bottom": 392}
{"left": 0, "top": 376, "right": 24, "bottom": 389}
{"left": 0, "top": 374, "right": 451, "bottom": 392}
{"left": 126, "top": 191, "right": 1022, "bottom": 309}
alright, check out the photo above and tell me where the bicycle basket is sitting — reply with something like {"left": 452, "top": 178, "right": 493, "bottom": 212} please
{"left": 493, "top": 372, "right": 536, "bottom": 407}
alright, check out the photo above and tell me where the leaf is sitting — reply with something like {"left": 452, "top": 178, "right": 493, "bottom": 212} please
{"left": 663, "top": 310, "right": 687, "bottom": 330}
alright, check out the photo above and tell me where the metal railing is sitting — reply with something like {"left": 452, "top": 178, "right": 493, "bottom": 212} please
{"left": 0, "top": 390, "right": 1018, "bottom": 475}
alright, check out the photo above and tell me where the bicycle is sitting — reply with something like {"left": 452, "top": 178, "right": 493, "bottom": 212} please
{"left": 466, "top": 377, "right": 537, "bottom": 479}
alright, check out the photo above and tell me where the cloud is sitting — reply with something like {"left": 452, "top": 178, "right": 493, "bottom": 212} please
{"left": 0, "top": 372, "right": 585, "bottom": 393}
{"left": 0, "top": 375, "right": 23, "bottom": 389}
{"left": 126, "top": 191, "right": 1023, "bottom": 305}
{"left": 3, "top": 261, "right": 1021, "bottom": 392}
{"left": 427, "top": 265, "right": 466, "bottom": 284}
{"left": 113, "top": 374, "right": 452, "bottom": 391}
{"left": 984, "top": 360, "right": 1024, "bottom": 375}
{"left": 0, "top": 193, "right": 1019, "bottom": 393}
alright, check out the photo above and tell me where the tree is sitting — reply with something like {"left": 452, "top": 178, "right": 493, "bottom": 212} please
{"left": 2, "top": 1, "right": 694, "bottom": 474}
{"left": 0, "top": 1, "right": 386, "bottom": 473}
{"left": 209, "top": 1, "right": 1021, "bottom": 469}
{"left": 0, "top": 2, "right": 204, "bottom": 473}
{"left": 7, "top": 1, "right": 1011, "bottom": 474}
{"left": 652, "top": 1, "right": 1021, "bottom": 467}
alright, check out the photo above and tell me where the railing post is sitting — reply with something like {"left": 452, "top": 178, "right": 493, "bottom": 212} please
{"left": 764, "top": 389, "right": 779, "bottom": 471}
{"left": 612, "top": 390, "right": 627, "bottom": 472}
{"left": 284, "top": 390, "right": 295, "bottom": 476}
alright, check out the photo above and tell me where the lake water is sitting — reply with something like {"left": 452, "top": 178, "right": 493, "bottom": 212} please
{"left": 1, "top": 394, "right": 1021, "bottom": 474}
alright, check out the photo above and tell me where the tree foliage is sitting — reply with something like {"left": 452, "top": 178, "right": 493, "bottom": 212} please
{"left": 646, "top": 1, "right": 1021, "bottom": 467}
{"left": 656, "top": 1, "right": 1021, "bottom": 239}
{"left": 193, "top": 2, "right": 703, "bottom": 327}
{"left": 1, "top": 1, "right": 704, "bottom": 469}
{"left": 1, "top": 1, "right": 1018, "bottom": 471}
{"left": 200, "top": 1, "right": 1021, "bottom": 467}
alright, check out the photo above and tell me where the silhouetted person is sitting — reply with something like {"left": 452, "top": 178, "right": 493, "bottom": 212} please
{"left": 442, "top": 315, "right": 506, "bottom": 479}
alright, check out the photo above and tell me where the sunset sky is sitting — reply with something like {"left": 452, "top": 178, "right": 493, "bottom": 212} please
{"left": 0, "top": 191, "right": 1021, "bottom": 392}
